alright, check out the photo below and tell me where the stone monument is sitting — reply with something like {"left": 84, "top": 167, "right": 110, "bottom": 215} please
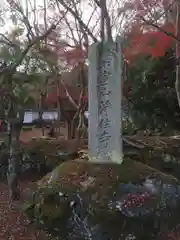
{"left": 88, "top": 39, "right": 123, "bottom": 163}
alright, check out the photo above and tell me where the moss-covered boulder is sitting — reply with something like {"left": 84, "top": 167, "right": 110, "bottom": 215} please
{"left": 123, "top": 136, "right": 180, "bottom": 180}
{"left": 0, "top": 139, "right": 78, "bottom": 179}
{"left": 23, "top": 159, "right": 180, "bottom": 239}
{"left": 21, "top": 138, "right": 78, "bottom": 172}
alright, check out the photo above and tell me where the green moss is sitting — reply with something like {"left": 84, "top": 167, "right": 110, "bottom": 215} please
{"left": 23, "top": 158, "right": 179, "bottom": 238}
{"left": 0, "top": 139, "right": 78, "bottom": 180}
{"left": 123, "top": 136, "right": 180, "bottom": 180}
{"left": 22, "top": 126, "right": 34, "bottom": 131}
{"left": 21, "top": 139, "right": 78, "bottom": 171}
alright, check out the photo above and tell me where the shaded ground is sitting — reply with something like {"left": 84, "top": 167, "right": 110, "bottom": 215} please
{"left": 123, "top": 135, "right": 180, "bottom": 178}
{"left": 0, "top": 124, "right": 68, "bottom": 143}
{"left": 20, "top": 128, "right": 49, "bottom": 142}
{"left": 124, "top": 135, "right": 180, "bottom": 150}
{"left": 0, "top": 179, "right": 50, "bottom": 240}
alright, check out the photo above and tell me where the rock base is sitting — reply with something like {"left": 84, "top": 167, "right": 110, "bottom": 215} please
{"left": 23, "top": 159, "right": 180, "bottom": 239}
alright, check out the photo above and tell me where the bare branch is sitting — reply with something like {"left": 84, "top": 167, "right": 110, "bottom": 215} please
{"left": 0, "top": 33, "right": 19, "bottom": 48}
{"left": 117, "top": 1, "right": 179, "bottom": 42}
{"left": 94, "top": 0, "right": 112, "bottom": 40}
{"left": 140, "top": 16, "right": 180, "bottom": 42}
{"left": 70, "top": 0, "right": 88, "bottom": 48}
{"left": 56, "top": 0, "right": 98, "bottom": 42}
{"left": 0, "top": 24, "right": 57, "bottom": 75}
{"left": 9, "top": 0, "right": 35, "bottom": 39}
{"left": 61, "top": 79, "right": 78, "bottom": 109}
{"left": 57, "top": 1, "right": 79, "bottom": 46}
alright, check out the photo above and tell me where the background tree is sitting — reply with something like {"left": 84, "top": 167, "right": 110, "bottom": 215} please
{"left": 120, "top": 0, "right": 180, "bottom": 111}
{"left": 126, "top": 49, "right": 180, "bottom": 133}
{"left": 0, "top": 0, "right": 57, "bottom": 200}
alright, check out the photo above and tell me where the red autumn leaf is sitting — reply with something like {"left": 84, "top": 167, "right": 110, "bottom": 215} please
{"left": 125, "top": 23, "right": 175, "bottom": 61}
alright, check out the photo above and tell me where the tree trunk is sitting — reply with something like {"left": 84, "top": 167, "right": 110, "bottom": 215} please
{"left": 39, "top": 95, "right": 44, "bottom": 136}
{"left": 175, "top": 2, "right": 180, "bottom": 107}
{"left": 71, "top": 111, "right": 79, "bottom": 139}
{"left": 66, "top": 120, "right": 72, "bottom": 140}
{"left": 56, "top": 78, "right": 62, "bottom": 135}
{"left": 15, "top": 111, "right": 24, "bottom": 141}
{"left": 7, "top": 120, "right": 20, "bottom": 201}
{"left": 57, "top": 99, "right": 61, "bottom": 134}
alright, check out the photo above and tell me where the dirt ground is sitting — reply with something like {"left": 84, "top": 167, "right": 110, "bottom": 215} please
{"left": 0, "top": 179, "right": 51, "bottom": 240}
{"left": 19, "top": 127, "right": 67, "bottom": 142}
{"left": 0, "top": 127, "right": 69, "bottom": 239}
{"left": 19, "top": 128, "right": 48, "bottom": 142}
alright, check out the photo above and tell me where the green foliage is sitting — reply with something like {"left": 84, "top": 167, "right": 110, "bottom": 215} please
{"left": 22, "top": 126, "right": 33, "bottom": 131}
{"left": 12, "top": 83, "right": 35, "bottom": 108}
{"left": 128, "top": 50, "right": 180, "bottom": 132}
{"left": 0, "top": 26, "right": 50, "bottom": 116}
{"left": 122, "top": 119, "right": 137, "bottom": 135}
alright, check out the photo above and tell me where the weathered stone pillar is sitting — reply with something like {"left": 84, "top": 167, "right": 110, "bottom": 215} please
{"left": 88, "top": 39, "right": 123, "bottom": 163}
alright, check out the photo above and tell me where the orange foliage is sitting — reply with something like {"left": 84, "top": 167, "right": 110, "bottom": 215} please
{"left": 124, "top": 22, "right": 175, "bottom": 62}
{"left": 121, "top": 0, "right": 176, "bottom": 62}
